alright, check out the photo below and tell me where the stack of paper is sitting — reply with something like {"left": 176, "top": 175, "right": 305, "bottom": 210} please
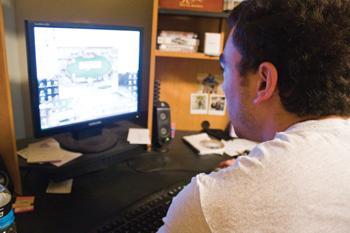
{"left": 17, "top": 138, "right": 82, "bottom": 167}
{"left": 127, "top": 128, "right": 151, "bottom": 145}
{"left": 183, "top": 133, "right": 258, "bottom": 157}
{"left": 183, "top": 133, "right": 225, "bottom": 155}
{"left": 158, "top": 31, "right": 199, "bottom": 53}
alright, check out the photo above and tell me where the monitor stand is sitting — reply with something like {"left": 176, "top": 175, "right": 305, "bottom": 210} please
{"left": 55, "top": 127, "right": 118, "bottom": 154}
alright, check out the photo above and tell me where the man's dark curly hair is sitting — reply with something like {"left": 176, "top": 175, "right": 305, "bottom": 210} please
{"left": 229, "top": 0, "right": 350, "bottom": 117}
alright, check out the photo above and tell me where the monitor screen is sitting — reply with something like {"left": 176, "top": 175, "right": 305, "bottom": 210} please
{"left": 25, "top": 21, "right": 143, "bottom": 139}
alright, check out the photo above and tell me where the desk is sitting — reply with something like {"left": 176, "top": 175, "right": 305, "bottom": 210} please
{"left": 16, "top": 131, "right": 229, "bottom": 233}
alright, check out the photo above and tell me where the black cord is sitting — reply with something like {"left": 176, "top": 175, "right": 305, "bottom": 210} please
{"left": 125, "top": 159, "right": 207, "bottom": 174}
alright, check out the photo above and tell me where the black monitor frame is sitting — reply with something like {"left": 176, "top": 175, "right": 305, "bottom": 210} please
{"left": 25, "top": 20, "right": 143, "bottom": 139}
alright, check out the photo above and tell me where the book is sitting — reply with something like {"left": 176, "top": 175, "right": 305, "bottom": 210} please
{"left": 159, "top": 30, "right": 198, "bottom": 39}
{"left": 159, "top": 44, "right": 199, "bottom": 52}
{"left": 183, "top": 133, "right": 225, "bottom": 155}
{"left": 157, "top": 36, "right": 200, "bottom": 46}
{"left": 183, "top": 133, "right": 258, "bottom": 156}
{"left": 159, "top": 0, "right": 224, "bottom": 13}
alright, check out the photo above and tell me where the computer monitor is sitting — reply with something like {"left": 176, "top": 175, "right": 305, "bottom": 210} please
{"left": 25, "top": 20, "right": 143, "bottom": 153}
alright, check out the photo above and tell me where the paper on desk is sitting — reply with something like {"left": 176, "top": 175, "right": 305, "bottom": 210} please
{"left": 17, "top": 148, "right": 29, "bottom": 160}
{"left": 127, "top": 128, "right": 151, "bottom": 144}
{"left": 26, "top": 138, "right": 63, "bottom": 163}
{"left": 183, "top": 133, "right": 225, "bottom": 155}
{"left": 51, "top": 151, "right": 82, "bottom": 167}
{"left": 18, "top": 139, "right": 82, "bottom": 166}
{"left": 46, "top": 179, "right": 73, "bottom": 194}
{"left": 222, "top": 138, "right": 258, "bottom": 157}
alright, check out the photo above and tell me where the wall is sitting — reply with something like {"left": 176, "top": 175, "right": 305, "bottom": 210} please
{"left": 3, "top": 0, "right": 153, "bottom": 139}
{"left": 2, "top": 0, "right": 25, "bottom": 139}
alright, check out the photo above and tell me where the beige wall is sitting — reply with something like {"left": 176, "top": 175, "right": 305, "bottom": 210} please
{"left": 2, "top": 0, "right": 26, "bottom": 139}
{"left": 3, "top": 0, "right": 153, "bottom": 139}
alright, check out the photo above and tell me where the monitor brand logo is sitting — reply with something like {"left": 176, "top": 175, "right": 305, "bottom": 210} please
{"left": 35, "top": 22, "right": 50, "bottom": 26}
{"left": 88, "top": 121, "right": 102, "bottom": 126}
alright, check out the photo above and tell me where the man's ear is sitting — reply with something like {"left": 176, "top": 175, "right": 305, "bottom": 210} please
{"left": 253, "top": 62, "right": 278, "bottom": 104}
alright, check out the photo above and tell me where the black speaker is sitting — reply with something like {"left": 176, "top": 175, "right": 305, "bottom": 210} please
{"left": 0, "top": 155, "right": 13, "bottom": 193}
{"left": 152, "top": 101, "right": 171, "bottom": 151}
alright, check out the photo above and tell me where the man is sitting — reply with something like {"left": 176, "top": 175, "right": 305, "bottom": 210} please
{"left": 158, "top": 0, "right": 350, "bottom": 232}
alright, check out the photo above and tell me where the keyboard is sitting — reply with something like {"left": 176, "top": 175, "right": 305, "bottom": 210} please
{"left": 91, "top": 181, "right": 188, "bottom": 233}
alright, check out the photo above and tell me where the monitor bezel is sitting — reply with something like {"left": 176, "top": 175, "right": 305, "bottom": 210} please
{"left": 25, "top": 20, "right": 143, "bottom": 138}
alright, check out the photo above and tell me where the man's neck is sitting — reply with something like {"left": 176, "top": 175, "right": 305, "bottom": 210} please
{"left": 261, "top": 114, "right": 347, "bottom": 142}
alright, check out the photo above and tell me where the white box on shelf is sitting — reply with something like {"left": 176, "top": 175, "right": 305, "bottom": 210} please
{"left": 204, "top": 32, "right": 222, "bottom": 56}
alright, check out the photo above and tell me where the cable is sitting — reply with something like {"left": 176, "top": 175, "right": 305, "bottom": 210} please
{"left": 125, "top": 159, "right": 208, "bottom": 174}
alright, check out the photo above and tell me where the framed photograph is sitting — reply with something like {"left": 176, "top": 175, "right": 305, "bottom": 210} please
{"left": 208, "top": 94, "right": 226, "bottom": 115}
{"left": 190, "top": 93, "right": 208, "bottom": 114}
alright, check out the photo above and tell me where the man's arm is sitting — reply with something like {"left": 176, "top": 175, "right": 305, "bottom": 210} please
{"left": 157, "top": 177, "right": 211, "bottom": 233}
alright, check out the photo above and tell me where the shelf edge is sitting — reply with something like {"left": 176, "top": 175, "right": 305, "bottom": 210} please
{"left": 154, "top": 50, "right": 220, "bottom": 60}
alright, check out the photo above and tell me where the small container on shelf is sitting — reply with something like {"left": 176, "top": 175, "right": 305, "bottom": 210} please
{"left": 204, "top": 32, "right": 222, "bottom": 56}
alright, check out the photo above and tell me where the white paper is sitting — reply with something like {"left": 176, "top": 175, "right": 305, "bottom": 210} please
{"left": 127, "top": 128, "right": 151, "bottom": 145}
{"left": 46, "top": 179, "right": 73, "bottom": 194}
{"left": 29, "top": 138, "right": 60, "bottom": 148}
{"left": 183, "top": 133, "right": 224, "bottom": 155}
{"left": 51, "top": 151, "right": 82, "bottom": 167}
{"left": 27, "top": 138, "right": 63, "bottom": 163}
{"left": 18, "top": 148, "right": 45, "bottom": 165}
{"left": 17, "top": 148, "right": 29, "bottom": 160}
{"left": 18, "top": 139, "right": 82, "bottom": 167}
{"left": 222, "top": 138, "right": 258, "bottom": 157}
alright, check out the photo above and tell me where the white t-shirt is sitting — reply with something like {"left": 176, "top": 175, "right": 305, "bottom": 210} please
{"left": 158, "top": 118, "right": 350, "bottom": 233}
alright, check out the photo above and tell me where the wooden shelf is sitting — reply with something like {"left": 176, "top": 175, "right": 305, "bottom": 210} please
{"left": 147, "top": 0, "right": 229, "bottom": 135}
{"left": 155, "top": 50, "right": 219, "bottom": 60}
{"left": 158, "top": 8, "right": 230, "bottom": 18}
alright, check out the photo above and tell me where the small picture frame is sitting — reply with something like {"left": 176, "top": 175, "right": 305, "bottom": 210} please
{"left": 208, "top": 94, "right": 226, "bottom": 115}
{"left": 190, "top": 93, "right": 208, "bottom": 114}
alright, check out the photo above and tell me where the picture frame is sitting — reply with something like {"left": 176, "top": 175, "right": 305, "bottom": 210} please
{"left": 190, "top": 93, "right": 208, "bottom": 114}
{"left": 208, "top": 94, "right": 226, "bottom": 115}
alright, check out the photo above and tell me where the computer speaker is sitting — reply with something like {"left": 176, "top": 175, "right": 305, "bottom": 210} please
{"left": 0, "top": 155, "right": 13, "bottom": 193}
{"left": 152, "top": 101, "right": 171, "bottom": 151}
